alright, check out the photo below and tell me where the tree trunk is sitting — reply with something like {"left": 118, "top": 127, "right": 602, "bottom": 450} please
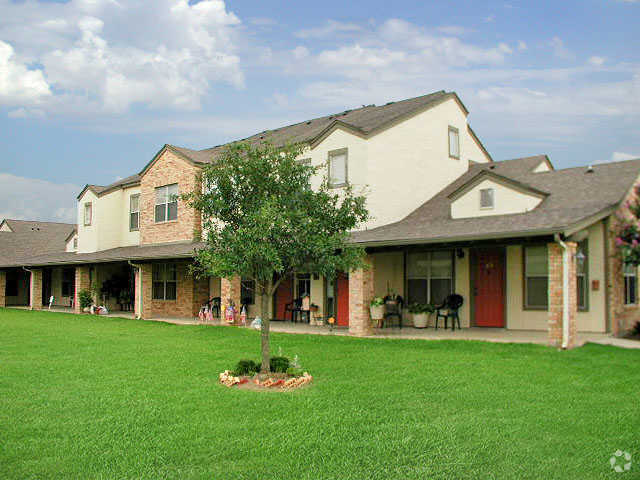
{"left": 260, "top": 281, "right": 271, "bottom": 373}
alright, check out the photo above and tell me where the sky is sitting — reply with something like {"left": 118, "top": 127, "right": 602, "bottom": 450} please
{"left": 0, "top": 0, "right": 639, "bottom": 223}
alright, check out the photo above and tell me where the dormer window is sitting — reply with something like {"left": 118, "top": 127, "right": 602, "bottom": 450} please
{"left": 448, "top": 126, "right": 460, "bottom": 159}
{"left": 328, "top": 148, "right": 348, "bottom": 188}
{"left": 155, "top": 184, "right": 178, "bottom": 223}
{"left": 83, "top": 202, "right": 92, "bottom": 226}
{"left": 480, "top": 188, "right": 494, "bottom": 209}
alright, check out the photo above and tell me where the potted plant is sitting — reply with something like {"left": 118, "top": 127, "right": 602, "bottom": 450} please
{"left": 409, "top": 303, "right": 435, "bottom": 328}
{"left": 369, "top": 296, "right": 385, "bottom": 325}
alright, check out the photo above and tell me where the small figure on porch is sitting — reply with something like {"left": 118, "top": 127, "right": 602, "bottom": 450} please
{"left": 48, "top": 295, "right": 55, "bottom": 310}
{"left": 224, "top": 299, "right": 236, "bottom": 324}
{"left": 240, "top": 304, "right": 247, "bottom": 326}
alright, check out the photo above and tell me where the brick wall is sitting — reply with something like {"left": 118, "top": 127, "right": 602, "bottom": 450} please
{"left": 348, "top": 256, "right": 374, "bottom": 336}
{"left": 547, "top": 242, "right": 578, "bottom": 348}
{"left": 74, "top": 266, "right": 91, "bottom": 314}
{"left": 0, "top": 270, "right": 5, "bottom": 308}
{"left": 29, "top": 268, "right": 43, "bottom": 310}
{"left": 221, "top": 276, "right": 241, "bottom": 324}
{"left": 140, "top": 150, "right": 202, "bottom": 245}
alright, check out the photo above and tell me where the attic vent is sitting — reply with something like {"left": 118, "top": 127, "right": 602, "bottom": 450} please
{"left": 586, "top": 165, "right": 594, "bottom": 173}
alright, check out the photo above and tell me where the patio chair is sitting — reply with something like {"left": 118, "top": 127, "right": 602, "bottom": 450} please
{"left": 285, "top": 298, "right": 303, "bottom": 322}
{"left": 435, "top": 294, "right": 463, "bottom": 331}
{"left": 382, "top": 295, "right": 404, "bottom": 329}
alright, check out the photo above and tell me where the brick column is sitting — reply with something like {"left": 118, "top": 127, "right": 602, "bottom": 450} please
{"left": 349, "top": 256, "right": 374, "bottom": 337}
{"left": 136, "top": 264, "right": 153, "bottom": 319}
{"left": 548, "top": 242, "right": 578, "bottom": 349}
{"left": 74, "top": 266, "right": 91, "bottom": 314}
{"left": 220, "top": 276, "right": 241, "bottom": 324}
{"left": 29, "top": 268, "right": 43, "bottom": 310}
{"left": 0, "top": 270, "right": 6, "bottom": 308}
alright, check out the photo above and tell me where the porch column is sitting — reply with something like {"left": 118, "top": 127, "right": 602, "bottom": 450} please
{"left": 29, "top": 268, "right": 43, "bottom": 310}
{"left": 548, "top": 242, "right": 578, "bottom": 349}
{"left": 0, "top": 270, "right": 6, "bottom": 308}
{"left": 74, "top": 266, "right": 91, "bottom": 314}
{"left": 349, "top": 255, "right": 374, "bottom": 337}
{"left": 221, "top": 276, "right": 241, "bottom": 324}
{"left": 135, "top": 264, "right": 153, "bottom": 319}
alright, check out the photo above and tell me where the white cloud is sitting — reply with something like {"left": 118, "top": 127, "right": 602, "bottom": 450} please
{"left": 0, "top": 173, "right": 80, "bottom": 223}
{"left": 295, "top": 20, "right": 362, "bottom": 39}
{"left": 588, "top": 56, "right": 606, "bottom": 66}
{"left": 517, "top": 41, "right": 527, "bottom": 51}
{"left": 0, "top": 0, "right": 244, "bottom": 115}
{"left": 0, "top": 40, "right": 51, "bottom": 106}
{"left": 549, "top": 36, "right": 574, "bottom": 59}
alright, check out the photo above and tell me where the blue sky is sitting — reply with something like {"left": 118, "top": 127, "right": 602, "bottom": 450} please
{"left": 0, "top": 0, "right": 639, "bottom": 222}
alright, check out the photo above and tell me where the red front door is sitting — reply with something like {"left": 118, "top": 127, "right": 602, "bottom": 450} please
{"left": 473, "top": 249, "right": 505, "bottom": 327}
{"left": 336, "top": 273, "right": 349, "bottom": 326}
{"left": 273, "top": 275, "right": 293, "bottom": 320}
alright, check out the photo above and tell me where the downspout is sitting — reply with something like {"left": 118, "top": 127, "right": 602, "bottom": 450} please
{"left": 554, "top": 234, "right": 570, "bottom": 349}
{"left": 128, "top": 261, "right": 143, "bottom": 319}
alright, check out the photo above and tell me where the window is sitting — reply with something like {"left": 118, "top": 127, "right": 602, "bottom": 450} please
{"left": 624, "top": 264, "right": 637, "bottom": 305}
{"left": 576, "top": 239, "right": 588, "bottom": 310}
{"left": 6, "top": 271, "right": 18, "bottom": 297}
{"left": 73, "top": 237, "right": 78, "bottom": 250}
{"left": 524, "top": 245, "right": 548, "bottom": 309}
{"left": 129, "top": 194, "right": 140, "bottom": 231}
{"left": 152, "top": 263, "right": 177, "bottom": 300}
{"left": 84, "top": 202, "right": 92, "bottom": 226}
{"left": 448, "top": 126, "right": 460, "bottom": 159}
{"left": 407, "top": 251, "right": 453, "bottom": 305}
{"left": 480, "top": 188, "right": 494, "bottom": 209}
{"left": 155, "top": 184, "right": 178, "bottom": 223}
{"left": 296, "top": 273, "right": 311, "bottom": 298}
{"left": 328, "top": 149, "right": 347, "bottom": 187}
{"left": 61, "top": 268, "right": 75, "bottom": 297}
{"left": 241, "top": 278, "right": 255, "bottom": 305}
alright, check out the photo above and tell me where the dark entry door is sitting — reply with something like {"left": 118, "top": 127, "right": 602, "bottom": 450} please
{"left": 42, "top": 268, "right": 52, "bottom": 306}
{"left": 273, "top": 275, "right": 293, "bottom": 320}
{"left": 336, "top": 273, "right": 349, "bottom": 326}
{"left": 473, "top": 249, "right": 505, "bottom": 327}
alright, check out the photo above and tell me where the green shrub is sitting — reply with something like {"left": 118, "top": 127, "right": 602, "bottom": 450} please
{"left": 286, "top": 367, "right": 304, "bottom": 377}
{"left": 233, "top": 359, "right": 259, "bottom": 376}
{"left": 78, "top": 290, "right": 93, "bottom": 309}
{"left": 408, "top": 302, "right": 435, "bottom": 314}
{"left": 370, "top": 296, "right": 385, "bottom": 307}
{"left": 270, "top": 356, "right": 290, "bottom": 373}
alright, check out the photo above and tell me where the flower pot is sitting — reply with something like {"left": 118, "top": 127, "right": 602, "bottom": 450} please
{"left": 370, "top": 304, "right": 384, "bottom": 321}
{"left": 413, "top": 313, "right": 429, "bottom": 328}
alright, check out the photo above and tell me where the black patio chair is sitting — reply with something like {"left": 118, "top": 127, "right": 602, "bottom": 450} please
{"left": 435, "top": 294, "right": 463, "bottom": 331}
{"left": 285, "top": 298, "right": 303, "bottom": 322}
{"left": 382, "top": 295, "right": 404, "bottom": 329}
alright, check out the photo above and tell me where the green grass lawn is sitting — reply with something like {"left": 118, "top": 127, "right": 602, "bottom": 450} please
{"left": 1, "top": 308, "right": 638, "bottom": 479}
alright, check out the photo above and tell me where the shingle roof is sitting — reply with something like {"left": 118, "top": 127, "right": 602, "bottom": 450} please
{"left": 351, "top": 156, "right": 640, "bottom": 245}
{"left": 0, "top": 241, "right": 204, "bottom": 268}
{"left": 0, "top": 220, "right": 76, "bottom": 267}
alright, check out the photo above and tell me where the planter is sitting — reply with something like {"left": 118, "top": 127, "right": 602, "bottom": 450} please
{"left": 369, "top": 304, "right": 385, "bottom": 321}
{"left": 413, "top": 313, "right": 429, "bottom": 328}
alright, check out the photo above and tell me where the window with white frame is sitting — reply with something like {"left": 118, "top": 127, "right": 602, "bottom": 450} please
{"left": 448, "top": 126, "right": 460, "bottom": 159}
{"left": 155, "top": 184, "right": 178, "bottom": 223}
{"left": 524, "top": 245, "right": 548, "bottom": 309}
{"left": 152, "top": 263, "right": 177, "bottom": 300}
{"left": 129, "top": 194, "right": 140, "bottom": 231}
{"left": 407, "top": 251, "right": 453, "bottom": 305}
{"left": 576, "top": 239, "right": 588, "bottom": 310}
{"left": 480, "top": 188, "right": 494, "bottom": 209}
{"left": 84, "top": 202, "right": 92, "bottom": 226}
{"left": 624, "top": 264, "right": 637, "bottom": 305}
{"left": 296, "top": 273, "right": 311, "bottom": 298}
{"left": 328, "top": 149, "right": 347, "bottom": 187}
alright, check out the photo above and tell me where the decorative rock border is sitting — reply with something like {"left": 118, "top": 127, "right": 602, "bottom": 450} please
{"left": 219, "top": 370, "right": 313, "bottom": 390}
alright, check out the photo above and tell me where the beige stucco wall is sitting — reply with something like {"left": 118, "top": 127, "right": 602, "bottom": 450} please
{"left": 506, "top": 245, "right": 549, "bottom": 330}
{"left": 65, "top": 234, "right": 77, "bottom": 252}
{"left": 372, "top": 252, "right": 404, "bottom": 299}
{"left": 451, "top": 178, "right": 543, "bottom": 219}
{"left": 455, "top": 249, "right": 471, "bottom": 328}
{"left": 575, "top": 222, "right": 607, "bottom": 333}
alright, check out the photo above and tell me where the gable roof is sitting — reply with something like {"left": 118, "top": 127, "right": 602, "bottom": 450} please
{"left": 352, "top": 156, "right": 640, "bottom": 246}
{"left": 0, "top": 220, "right": 77, "bottom": 267}
{"left": 447, "top": 169, "right": 549, "bottom": 201}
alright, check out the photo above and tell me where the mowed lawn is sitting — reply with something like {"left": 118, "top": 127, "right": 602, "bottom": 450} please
{"left": 1, "top": 309, "right": 638, "bottom": 480}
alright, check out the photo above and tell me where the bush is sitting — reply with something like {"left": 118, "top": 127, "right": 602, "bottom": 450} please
{"left": 286, "top": 367, "right": 304, "bottom": 377}
{"left": 233, "top": 359, "right": 259, "bottom": 376}
{"left": 370, "top": 296, "right": 385, "bottom": 307}
{"left": 78, "top": 289, "right": 93, "bottom": 309}
{"left": 269, "top": 356, "right": 290, "bottom": 373}
{"left": 408, "top": 303, "right": 435, "bottom": 314}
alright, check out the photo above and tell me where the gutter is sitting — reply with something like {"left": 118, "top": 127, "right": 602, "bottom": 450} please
{"left": 554, "top": 233, "right": 570, "bottom": 349}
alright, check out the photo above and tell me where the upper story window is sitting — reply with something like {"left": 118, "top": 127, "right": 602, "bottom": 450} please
{"left": 624, "top": 264, "right": 637, "bottom": 305}
{"left": 480, "top": 188, "right": 494, "bottom": 209}
{"left": 524, "top": 245, "right": 548, "bottom": 309}
{"left": 448, "top": 126, "right": 460, "bottom": 159}
{"left": 155, "top": 184, "right": 178, "bottom": 223}
{"left": 129, "top": 194, "right": 140, "bottom": 231}
{"left": 83, "top": 202, "right": 92, "bottom": 226}
{"left": 328, "top": 148, "right": 348, "bottom": 188}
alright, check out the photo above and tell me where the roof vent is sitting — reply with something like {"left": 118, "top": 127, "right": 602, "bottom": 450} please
{"left": 586, "top": 165, "right": 594, "bottom": 173}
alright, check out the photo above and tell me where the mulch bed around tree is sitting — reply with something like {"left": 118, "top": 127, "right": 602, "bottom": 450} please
{"left": 219, "top": 371, "right": 313, "bottom": 391}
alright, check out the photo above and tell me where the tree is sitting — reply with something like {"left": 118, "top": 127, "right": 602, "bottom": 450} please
{"left": 615, "top": 185, "right": 640, "bottom": 266}
{"left": 184, "top": 141, "right": 369, "bottom": 372}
